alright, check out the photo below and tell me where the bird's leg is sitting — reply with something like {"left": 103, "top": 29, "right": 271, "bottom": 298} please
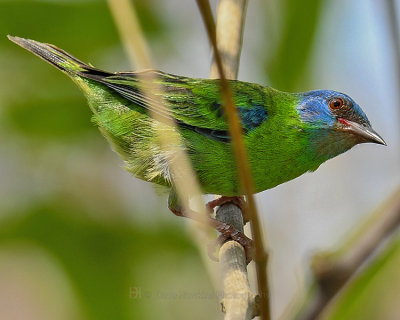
{"left": 168, "top": 190, "right": 254, "bottom": 263}
{"left": 206, "top": 196, "right": 249, "bottom": 223}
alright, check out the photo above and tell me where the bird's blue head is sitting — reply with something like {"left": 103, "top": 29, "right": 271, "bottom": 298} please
{"left": 297, "top": 90, "right": 385, "bottom": 158}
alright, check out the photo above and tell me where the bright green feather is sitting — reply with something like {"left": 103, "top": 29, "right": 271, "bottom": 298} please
{"left": 8, "top": 36, "right": 384, "bottom": 197}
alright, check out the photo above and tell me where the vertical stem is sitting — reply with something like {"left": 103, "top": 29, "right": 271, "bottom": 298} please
{"left": 210, "top": 0, "right": 248, "bottom": 79}
{"left": 196, "top": 1, "right": 271, "bottom": 319}
{"left": 107, "top": 0, "right": 152, "bottom": 69}
{"left": 212, "top": 0, "right": 259, "bottom": 319}
{"left": 384, "top": 0, "right": 400, "bottom": 131}
{"left": 107, "top": 0, "right": 219, "bottom": 286}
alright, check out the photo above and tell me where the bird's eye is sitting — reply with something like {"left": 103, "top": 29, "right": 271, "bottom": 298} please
{"left": 329, "top": 98, "right": 344, "bottom": 110}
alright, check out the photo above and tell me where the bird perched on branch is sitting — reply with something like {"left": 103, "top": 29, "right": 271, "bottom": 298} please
{"left": 8, "top": 36, "right": 386, "bottom": 257}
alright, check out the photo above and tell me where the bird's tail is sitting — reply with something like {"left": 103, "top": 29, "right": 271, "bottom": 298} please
{"left": 8, "top": 35, "right": 94, "bottom": 75}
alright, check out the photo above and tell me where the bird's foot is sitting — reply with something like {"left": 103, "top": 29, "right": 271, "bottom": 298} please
{"left": 168, "top": 191, "right": 253, "bottom": 263}
{"left": 207, "top": 232, "right": 254, "bottom": 264}
{"left": 206, "top": 196, "right": 249, "bottom": 223}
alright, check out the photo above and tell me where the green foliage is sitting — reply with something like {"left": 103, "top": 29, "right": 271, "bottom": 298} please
{"left": 1, "top": 1, "right": 396, "bottom": 319}
{"left": 322, "top": 234, "right": 400, "bottom": 320}
{"left": 0, "top": 2, "right": 215, "bottom": 319}
{"left": 0, "top": 198, "right": 216, "bottom": 320}
{"left": 265, "top": 0, "right": 325, "bottom": 91}
{"left": 1, "top": 0, "right": 168, "bottom": 141}
{"left": 5, "top": 94, "right": 93, "bottom": 139}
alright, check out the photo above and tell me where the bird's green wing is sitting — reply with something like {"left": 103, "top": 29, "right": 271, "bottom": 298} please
{"left": 7, "top": 36, "right": 270, "bottom": 142}
{"left": 82, "top": 70, "right": 269, "bottom": 142}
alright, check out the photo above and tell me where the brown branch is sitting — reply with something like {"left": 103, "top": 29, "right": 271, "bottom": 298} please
{"left": 295, "top": 187, "right": 400, "bottom": 320}
{"left": 196, "top": 1, "right": 270, "bottom": 319}
{"left": 216, "top": 204, "right": 259, "bottom": 319}
{"left": 210, "top": 0, "right": 258, "bottom": 319}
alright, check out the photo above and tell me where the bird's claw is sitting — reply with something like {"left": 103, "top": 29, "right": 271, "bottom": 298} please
{"left": 207, "top": 232, "right": 254, "bottom": 264}
{"left": 206, "top": 196, "right": 249, "bottom": 223}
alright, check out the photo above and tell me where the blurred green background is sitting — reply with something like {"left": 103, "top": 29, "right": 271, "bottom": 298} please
{"left": 1, "top": 0, "right": 399, "bottom": 319}
{"left": 0, "top": 1, "right": 218, "bottom": 319}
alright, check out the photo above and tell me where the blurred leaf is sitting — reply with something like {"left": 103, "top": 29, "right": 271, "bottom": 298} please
{"left": 1, "top": 2, "right": 117, "bottom": 54}
{"left": 4, "top": 93, "right": 94, "bottom": 139}
{"left": 0, "top": 0, "right": 169, "bottom": 141}
{"left": 265, "top": 0, "right": 325, "bottom": 91}
{"left": 133, "top": 0, "right": 169, "bottom": 37}
{"left": 322, "top": 232, "right": 400, "bottom": 320}
{"left": 0, "top": 198, "right": 216, "bottom": 320}
{"left": 1, "top": 1, "right": 167, "bottom": 52}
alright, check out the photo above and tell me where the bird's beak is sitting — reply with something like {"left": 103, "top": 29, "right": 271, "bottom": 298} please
{"left": 338, "top": 118, "right": 386, "bottom": 145}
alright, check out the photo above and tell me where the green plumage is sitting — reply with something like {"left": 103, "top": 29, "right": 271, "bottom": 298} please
{"left": 82, "top": 72, "right": 305, "bottom": 195}
{"left": 9, "top": 36, "right": 385, "bottom": 197}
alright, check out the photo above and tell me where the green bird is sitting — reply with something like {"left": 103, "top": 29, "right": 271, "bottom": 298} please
{"left": 8, "top": 36, "right": 385, "bottom": 252}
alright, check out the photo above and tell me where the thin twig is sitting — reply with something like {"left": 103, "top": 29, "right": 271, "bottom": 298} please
{"left": 196, "top": 1, "right": 270, "bottom": 319}
{"left": 107, "top": 0, "right": 206, "bottom": 215}
{"left": 217, "top": 205, "right": 259, "bottom": 319}
{"left": 107, "top": 0, "right": 152, "bottom": 69}
{"left": 383, "top": 0, "right": 400, "bottom": 130}
{"left": 295, "top": 187, "right": 400, "bottom": 320}
{"left": 210, "top": 0, "right": 258, "bottom": 319}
